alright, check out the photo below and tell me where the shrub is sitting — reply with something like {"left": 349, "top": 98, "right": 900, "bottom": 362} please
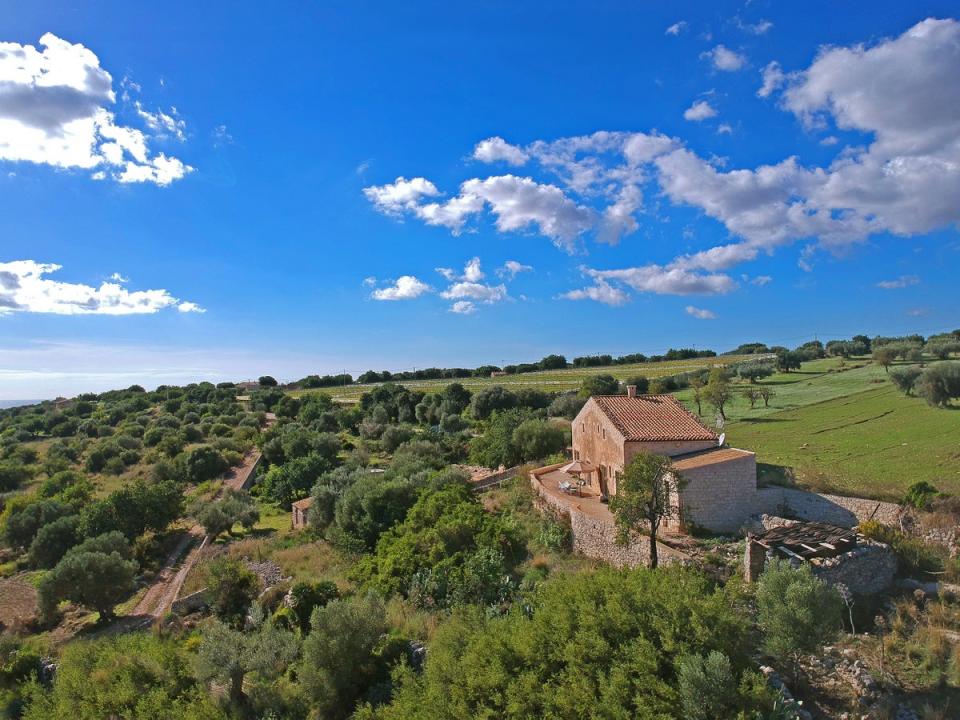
{"left": 578, "top": 374, "right": 619, "bottom": 398}
{"left": 547, "top": 393, "right": 585, "bottom": 420}
{"left": 511, "top": 419, "right": 566, "bottom": 463}
{"left": 756, "top": 559, "right": 842, "bottom": 669}
{"left": 381, "top": 425, "right": 414, "bottom": 453}
{"left": 903, "top": 480, "right": 940, "bottom": 509}
{"left": 38, "top": 549, "right": 138, "bottom": 622}
{"left": 28, "top": 515, "right": 80, "bottom": 569}
{"left": 288, "top": 580, "right": 340, "bottom": 632}
{"left": 677, "top": 651, "right": 738, "bottom": 720}
{"left": 185, "top": 445, "right": 227, "bottom": 483}
{"left": 205, "top": 557, "right": 259, "bottom": 629}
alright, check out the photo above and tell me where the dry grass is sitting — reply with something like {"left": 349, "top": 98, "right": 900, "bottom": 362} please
{"left": 0, "top": 576, "right": 39, "bottom": 631}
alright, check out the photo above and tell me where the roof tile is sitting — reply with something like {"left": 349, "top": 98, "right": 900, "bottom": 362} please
{"left": 591, "top": 394, "right": 718, "bottom": 442}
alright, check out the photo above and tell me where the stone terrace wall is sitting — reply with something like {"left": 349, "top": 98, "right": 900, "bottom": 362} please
{"left": 754, "top": 487, "right": 904, "bottom": 529}
{"left": 531, "top": 469, "right": 688, "bottom": 569}
{"left": 812, "top": 542, "right": 897, "bottom": 596}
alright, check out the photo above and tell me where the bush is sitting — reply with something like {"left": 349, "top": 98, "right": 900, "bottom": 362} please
{"left": 547, "top": 393, "right": 585, "bottom": 420}
{"left": 260, "top": 453, "right": 332, "bottom": 508}
{"left": 288, "top": 580, "right": 340, "bottom": 632}
{"left": 28, "top": 515, "right": 80, "bottom": 569}
{"left": 511, "top": 419, "right": 566, "bottom": 463}
{"left": 381, "top": 425, "right": 414, "bottom": 453}
{"left": 0, "top": 462, "right": 31, "bottom": 492}
{"left": 622, "top": 375, "right": 650, "bottom": 393}
{"left": 333, "top": 475, "right": 418, "bottom": 550}
{"left": 205, "top": 557, "right": 259, "bottom": 628}
{"left": 185, "top": 445, "right": 227, "bottom": 483}
{"left": 677, "top": 651, "right": 738, "bottom": 720}
{"left": 578, "top": 374, "right": 619, "bottom": 398}
{"left": 756, "top": 559, "right": 842, "bottom": 666}
{"left": 903, "top": 480, "right": 940, "bottom": 509}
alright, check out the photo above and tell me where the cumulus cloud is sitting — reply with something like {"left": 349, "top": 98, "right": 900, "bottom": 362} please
{"left": 366, "top": 21, "right": 960, "bottom": 287}
{"left": 449, "top": 300, "right": 476, "bottom": 314}
{"left": 370, "top": 275, "right": 432, "bottom": 301}
{"left": 685, "top": 305, "right": 717, "bottom": 320}
{"left": 0, "top": 260, "right": 201, "bottom": 315}
{"left": 473, "top": 136, "right": 528, "bottom": 165}
{"left": 737, "top": 18, "right": 773, "bottom": 35}
{"left": 462, "top": 256, "right": 484, "bottom": 282}
{"left": 665, "top": 21, "right": 687, "bottom": 36}
{"left": 702, "top": 45, "right": 747, "bottom": 71}
{"left": 757, "top": 61, "right": 785, "bottom": 98}
{"left": 876, "top": 275, "right": 919, "bottom": 289}
{"left": 135, "top": 102, "right": 185, "bottom": 141}
{"left": 561, "top": 278, "right": 630, "bottom": 306}
{"left": 439, "top": 281, "right": 508, "bottom": 304}
{"left": 497, "top": 260, "right": 533, "bottom": 279}
{"left": 0, "top": 33, "right": 192, "bottom": 184}
{"left": 363, "top": 176, "right": 441, "bottom": 216}
{"left": 684, "top": 100, "right": 718, "bottom": 122}
{"left": 751, "top": 275, "right": 772, "bottom": 286}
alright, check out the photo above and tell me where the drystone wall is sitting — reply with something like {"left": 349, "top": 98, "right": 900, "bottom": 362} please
{"left": 531, "top": 471, "right": 688, "bottom": 569}
{"left": 811, "top": 542, "right": 898, "bottom": 596}
{"left": 753, "top": 487, "right": 904, "bottom": 529}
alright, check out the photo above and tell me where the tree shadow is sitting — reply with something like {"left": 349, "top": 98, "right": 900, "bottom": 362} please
{"left": 756, "top": 463, "right": 797, "bottom": 488}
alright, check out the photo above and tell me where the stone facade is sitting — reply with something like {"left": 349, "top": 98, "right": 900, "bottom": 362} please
{"left": 291, "top": 497, "right": 313, "bottom": 530}
{"left": 670, "top": 450, "right": 758, "bottom": 533}
{"left": 812, "top": 541, "right": 897, "bottom": 596}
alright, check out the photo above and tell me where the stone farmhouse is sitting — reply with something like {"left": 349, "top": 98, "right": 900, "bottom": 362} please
{"left": 566, "top": 386, "right": 758, "bottom": 533}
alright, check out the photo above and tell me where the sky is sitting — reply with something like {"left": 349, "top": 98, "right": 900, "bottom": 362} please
{"left": 1, "top": 1, "right": 959, "bottom": 400}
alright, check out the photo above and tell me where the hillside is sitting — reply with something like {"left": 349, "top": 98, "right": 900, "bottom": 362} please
{"left": 291, "top": 354, "right": 757, "bottom": 403}
{"left": 669, "top": 357, "right": 960, "bottom": 500}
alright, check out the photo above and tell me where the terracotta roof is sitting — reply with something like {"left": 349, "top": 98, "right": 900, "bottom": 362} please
{"left": 672, "top": 447, "right": 754, "bottom": 470}
{"left": 291, "top": 497, "right": 314, "bottom": 510}
{"left": 591, "top": 394, "right": 718, "bottom": 442}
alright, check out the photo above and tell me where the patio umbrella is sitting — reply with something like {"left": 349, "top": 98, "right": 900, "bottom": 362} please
{"left": 560, "top": 459, "right": 596, "bottom": 476}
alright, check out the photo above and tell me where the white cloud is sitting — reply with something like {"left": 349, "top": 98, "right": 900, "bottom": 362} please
{"left": 362, "top": 276, "right": 377, "bottom": 287}
{"left": 820, "top": 135, "right": 839, "bottom": 146}
{"left": 434, "top": 267, "right": 456, "bottom": 281}
{"left": 665, "top": 21, "right": 687, "bottom": 36}
{"left": 366, "top": 21, "right": 960, "bottom": 286}
{"left": 109, "top": 272, "right": 128, "bottom": 283}
{"left": 370, "top": 275, "right": 431, "bottom": 301}
{"left": 717, "top": 123, "right": 733, "bottom": 135}
{"left": 363, "top": 176, "right": 441, "bottom": 216}
{"left": 685, "top": 305, "right": 717, "bottom": 320}
{"left": 463, "top": 256, "right": 484, "bottom": 282}
{"left": 472, "top": 136, "right": 528, "bottom": 166}
{"left": 684, "top": 100, "right": 718, "bottom": 122}
{"left": 177, "top": 301, "right": 205, "bottom": 313}
{"left": 586, "top": 265, "right": 737, "bottom": 296}
{"left": 0, "top": 33, "right": 192, "bottom": 185}
{"left": 135, "top": 102, "right": 185, "bottom": 141}
{"left": 702, "top": 45, "right": 747, "bottom": 72}
{"left": 876, "top": 275, "right": 919, "bottom": 289}
{"left": 751, "top": 275, "right": 772, "bottom": 286}
{"left": 757, "top": 61, "right": 785, "bottom": 98}
{"left": 439, "top": 281, "right": 508, "bottom": 304}
{"left": 561, "top": 278, "right": 630, "bottom": 306}
{"left": 449, "top": 300, "right": 476, "bottom": 315}
{"left": 498, "top": 260, "right": 533, "bottom": 279}
{"left": 0, "top": 260, "right": 199, "bottom": 315}
{"left": 737, "top": 18, "right": 773, "bottom": 35}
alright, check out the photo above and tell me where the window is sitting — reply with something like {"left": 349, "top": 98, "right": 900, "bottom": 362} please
{"left": 601, "top": 427, "right": 606, "bottom": 439}
{"left": 573, "top": 450, "right": 580, "bottom": 460}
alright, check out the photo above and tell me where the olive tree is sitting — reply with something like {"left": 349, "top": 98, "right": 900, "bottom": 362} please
{"left": 608, "top": 452, "right": 684, "bottom": 569}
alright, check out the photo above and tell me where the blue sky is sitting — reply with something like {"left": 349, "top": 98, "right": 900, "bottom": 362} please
{"left": 1, "top": 1, "right": 958, "bottom": 399}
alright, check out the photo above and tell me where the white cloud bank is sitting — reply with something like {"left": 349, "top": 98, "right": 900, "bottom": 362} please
{"left": 364, "top": 18, "right": 960, "bottom": 306}
{"left": 702, "top": 45, "right": 747, "bottom": 71}
{"left": 684, "top": 100, "right": 718, "bottom": 122}
{"left": 876, "top": 275, "right": 919, "bottom": 289}
{"left": 369, "top": 275, "right": 432, "bottom": 301}
{"left": 0, "top": 33, "right": 191, "bottom": 184}
{"left": 0, "top": 260, "right": 203, "bottom": 315}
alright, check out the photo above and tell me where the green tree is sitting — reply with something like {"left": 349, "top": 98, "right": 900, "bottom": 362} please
{"left": 194, "top": 616, "right": 299, "bottom": 706}
{"left": 608, "top": 452, "right": 683, "bottom": 569}
{"left": 623, "top": 375, "right": 650, "bottom": 393}
{"left": 756, "top": 559, "right": 842, "bottom": 676}
{"left": 258, "top": 375, "right": 278, "bottom": 387}
{"left": 22, "top": 633, "right": 225, "bottom": 720}
{"left": 287, "top": 580, "right": 340, "bottom": 632}
{"left": 915, "top": 362, "right": 960, "bottom": 407}
{"left": 469, "top": 386, "right": 518, "bottom": 420}
{"left": 38, "top": 549, "right": 138, "bottom": 622}
{"left": 300, "top": 595, "right": 387, "bottom": 720}
{"left": 511, "top": 419, "right": 566, "bottom": 463}
{"left": 704, "top": 368, "right": 732, "bottom": 421}
{"left": 872, "top": 346, "right": 897, "bottom": 372}
{"left": 332, "top": 475, "right": 418, "bottom": 550}
{"left": 260, "top": 453, "right": 331, "bottom": 508}
{"left": 205, "top": 557, "right": 259, "bottom": 628}
{"left": 677, "top": 651, "right": 738, "bottom": 720}
{"left": 889, "top": 365, "right": 923, "bottom": 395}
{"left": 186, "top": 446, "right": 227, "bottom": 484}
{"left": 578, "top": 373, "right": 620, "bottom": 398}
{"left": 689, "top": 375, "right": 705, "bottom": 415}
{"left": 0, "top": 462, "right": 31, "bottom": 493}
{"left": 28, "top": 514, "right": 79, "bottom": 569}
{"left": 775, "top": 351, "right": 802, "bottom": 373}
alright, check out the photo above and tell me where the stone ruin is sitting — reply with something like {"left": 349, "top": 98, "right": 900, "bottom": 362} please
{"left": 744, "top": 518, "right": 896, "bottom": 595}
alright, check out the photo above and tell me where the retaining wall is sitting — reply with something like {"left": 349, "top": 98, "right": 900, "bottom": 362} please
{"left": 753, "top": 487, "right": 904, "bottom": 529}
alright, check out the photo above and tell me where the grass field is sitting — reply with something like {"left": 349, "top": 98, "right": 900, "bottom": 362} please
{"left": 670, "top": 357, "right": 960, "bottom": 501}
{"left": 291, "top": 354, "right": 758, "bottom": 402}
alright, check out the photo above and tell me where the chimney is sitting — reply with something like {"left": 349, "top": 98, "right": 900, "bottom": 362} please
{"left": 626, "top": 385, "right": 637, "bottom": 398}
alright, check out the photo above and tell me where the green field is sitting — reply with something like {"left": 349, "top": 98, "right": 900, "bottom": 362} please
{"left": 291, "top": 354, "right": 758, "bottom": 402}
{"left": 670, "top": 358, "right": 960, "bottom": 501}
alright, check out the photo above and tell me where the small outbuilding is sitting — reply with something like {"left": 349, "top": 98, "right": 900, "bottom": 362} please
{"left": 291, "top": 497, "right": 313, "bottom": 530}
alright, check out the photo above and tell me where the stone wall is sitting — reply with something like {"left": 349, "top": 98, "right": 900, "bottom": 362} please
{"left": 171, "top": 589, "right": 208, "bottom": 615}
{"left": 678, "top": 453, "right": 758, "bottom": 533}
{"left": 812, "top": 542, "right": 897, "bottom": 596}
{"left": 753, "top": 487, "right": 904, "bottom": 529}
{"left": 530, "top": 469, "right": 688, "bottom": 569}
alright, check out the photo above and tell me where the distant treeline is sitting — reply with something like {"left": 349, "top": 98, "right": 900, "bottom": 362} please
{"left": 286, "top": 348, "right": 717, "bottom": 388}
{"left": 283, "top": 331, "right": 960, "bottom": 389}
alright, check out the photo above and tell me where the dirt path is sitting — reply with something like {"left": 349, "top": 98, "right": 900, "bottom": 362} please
{"left": 126, "top": 412, "right": 275, "bottom": 621}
